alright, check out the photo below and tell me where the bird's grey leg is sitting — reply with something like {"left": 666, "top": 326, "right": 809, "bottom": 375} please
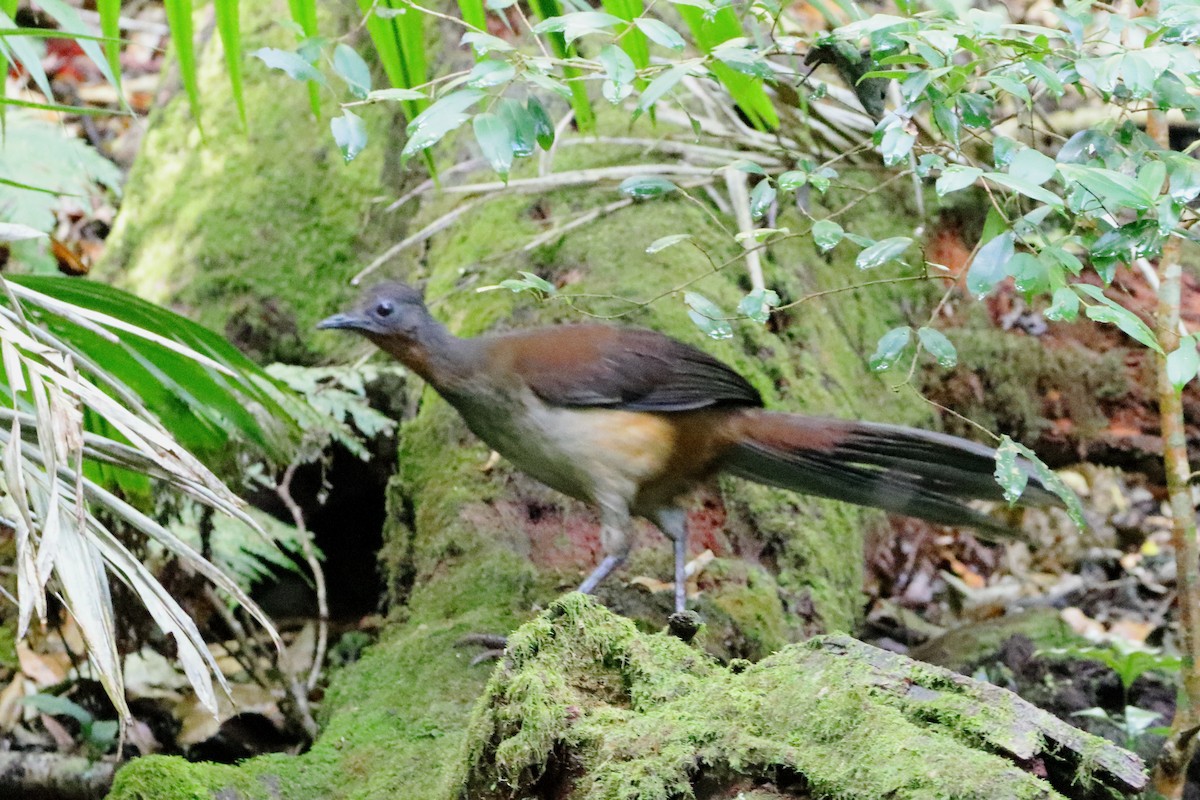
{"left": 655, "top": 508, "right": 689, "bottom": 613}
{"left": 577, "top": 499, "right": 631, "bottom": 596}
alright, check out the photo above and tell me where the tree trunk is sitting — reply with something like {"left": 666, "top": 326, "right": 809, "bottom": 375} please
{"left": 97, "top": 2, "right": 1143, "bottom": 798}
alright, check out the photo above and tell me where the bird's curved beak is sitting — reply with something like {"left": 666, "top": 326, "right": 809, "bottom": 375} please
{"left": 317, "top": 312, "right": 365, "bottom": 331}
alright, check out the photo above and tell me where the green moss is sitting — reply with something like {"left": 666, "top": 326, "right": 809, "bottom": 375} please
{"left": 95, "top": 0, "right": 403, "bottom": 364}
{"left": 450, "top": 595, "right": 1107, "bottom": 800}
{"left": 922, "top": 312, "right": 1132, "bottom": 444}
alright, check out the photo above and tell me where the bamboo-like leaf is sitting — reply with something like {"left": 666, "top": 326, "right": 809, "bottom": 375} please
{"left": 456, "top": 0, "right": 486, "bottom": 31}
{"left": 527, "top": 0, "right": 595, "bottom": 131}
{"left": 675, "top": 6, "right": 777, "bottom": 130}
{"left": 213, "top": 0, "right": 246, "bottom": 126}
{"left": 358, "top": 0, "right": 427, "bottom": 123}
{"left": 286, "top": 0, "right": 321, "bottom": 115}
{"left": 33, "top": 0, "right": 120, "bottom": 90}
{"left": 96, "top": 0, "right": 122, "bottom": 97}
{"left": 162, "top": 0, "right": 202, "bottom": 128}
{"left": 0, "top": 11, "right": 54, "bottom": 102}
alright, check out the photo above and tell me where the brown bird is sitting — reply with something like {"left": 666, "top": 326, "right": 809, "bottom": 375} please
{"left": 319, "top": 282, "right": 1056, "bottom": 612}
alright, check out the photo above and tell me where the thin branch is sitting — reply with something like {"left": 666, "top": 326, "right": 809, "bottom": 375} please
{"left": 723, "top": 168, "right": 766, "bottom": 293}
{"left": 276, "top": 461, "right": 327, "bottom": 694}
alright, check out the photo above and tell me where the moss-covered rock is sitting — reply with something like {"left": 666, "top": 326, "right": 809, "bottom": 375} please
{"left": 453, "top": 594, "right": 1144, "bottom": 800}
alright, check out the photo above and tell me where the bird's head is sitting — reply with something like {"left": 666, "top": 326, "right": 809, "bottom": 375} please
{"left": 318, "top": 282, "right": 433, "bottom": 345}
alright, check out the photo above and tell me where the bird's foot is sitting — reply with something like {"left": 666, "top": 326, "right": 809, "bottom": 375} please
{"left": 456, "top": 633, "right": 509, "bottom": 665}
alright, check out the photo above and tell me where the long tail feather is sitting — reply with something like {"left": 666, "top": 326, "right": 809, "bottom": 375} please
{"left": 721, "top": 412, "right": 1060, "bottom": 536}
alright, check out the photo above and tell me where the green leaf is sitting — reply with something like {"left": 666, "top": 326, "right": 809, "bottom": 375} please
{"left": 855, "top": 236, "right": 912, "bottom": 269}
{"left": 330, "top": 110, "right": 367, "bottom": 163}
{"left": 1008, "top": 252, "right": 1048, "bottom": 295}
{"left": 163, "top": 0, "right": 203, "bottom": 123}
{"left": 935, "top": 165, "right": 982, "bottom": 196}
{"left": 0, "top": 11, "right": 54, "bottom": 105}
{"left": 635, "top": 18, "right": 685, "bottom": 50}
{"left": 461, "top": 31, "right": 515, "bottom": 54}
{"left": 684, "top": 292, "right": 733, "bottom": 339}
{"left": 35, "top": 0, "right": 120, "bottom": 90}
{"left": 984, "top": 172, "right": 1065, "bottom": 207}
{"left": 253, "top": 47, "right": 326, "bottom": 83}
{"left": 332, "top": 43, "right": 372, "bottom": 99}
{"left": 636, "top": 65, "right": 689, "bottom": 115}
{"left": 211, "top": 0, "right": 245, "bottom": 123}
{"left": 1045, "top": 286, "right": 1079, "bottom": 321}
{"left": 0, "top": 222, "right": 46, "bottom": 242}
{"left": 1167, "top": 336, "right": 1200, "bottom": 391}
{"left": 366, "top": 87, "right": 428, "bottom": 102}
{"left": 777, "top": 171, "right": 807, "bottom": 191}
{"left": 957, "top": 92, "right": 993, "bottom": 127}
{"left": 713, "top": 46, "right": 773, "bottom": 79}
{"left": 599, "top": 43, "right": 636, "bottom": 102}
{"left": 533, "top": 11, "right": 624, "bottom": 44}
{"left": 877, "top": 119, "right": 915, "bottom": 167}
{"left": 618, "top": 175, "right": 678, "bottom": 198}
{"left": 1009, "top": 148, "right": 1057, "bottom": 186}
{"left": 966, "top": 232, "right": 1014, "bottom": 298}
{"left": 993, "top": 438, "right": 1028, "bottom": 504}
{"left": 749, "top": 180, "right": 776, "bottom": 220}
{"left": 473, "top": 113, "right": 515, "bottom": 179}
{"left": 402, "top": 89, "right": 485, "bottom": 158}
{"left": 1057, "top": 164, "right": 1155, "bottom": 211}
{"left": 466, "top": 59, "right": 516, "bottom": 88}
{"left": 917, "top": 327, "right": 957, "bottom": 368}
{"left": 738, "top": 288, "right": 780, "bottom": 324}
{"left": 869, "top": 327, "right": 912, "bottom": 371}
{"left": 499, "top": 99, "right": 536, "bottom": 158}
{"left": 646, "top": 234, "right": 692, "bottom": 253}
{"left": 932, "top": 102, "right": 960, "bottom": 147}
{"left": 1076, "top": 284, "right": 1163, "bottom": 354}
{"left": 526, "top": 97, "right": 555, "bottom": 149}
{"left": 996, "top": 435, "right": 1086, "bottom": 527}
{"left": 811, "top": 219, "right": 844, "bottom": 252}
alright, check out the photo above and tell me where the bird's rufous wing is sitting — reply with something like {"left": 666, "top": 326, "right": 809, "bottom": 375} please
{"left": 487, "top": 325, "right": 763, "bottom": 412}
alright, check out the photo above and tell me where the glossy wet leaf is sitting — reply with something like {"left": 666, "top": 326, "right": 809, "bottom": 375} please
{"left": 526, "top": 97, "right": 555, "bottom": 149}
{"left": 1167, "top": 336, "right": 1200, "bottom": 391}
{"left": 0, "top": 223, "right": 46, "bottom": 242}
{"left": 738, "top": 289, "right": 780, "bottom": 324}
{"left": 1076, "top": 284, "right": 1163, "bottom": 354}
{"left": 1009, "top": 148, "right": 1057, "bottom": 185}
{"left": 252, "top": 47, "right": 326, "bottom": 83}
{"left": 811, "top": 220, "right": 844, "bottom": 252}
{"left": 856, "top": 237, "right": 912, "bottom": 269}
{"left": 917, "top": 327, "right": 957, "bottom": 368}
{"left": 1057, "top": 164, "right": 1154, "bottom": 211}
{"left": 1045, "top": 287, "right": 1079, "bottom": 321}
{"left": 636, "top": 18, "right": 685, "bottom": 50}
{"left": 749, "top": 180, "right": 776, "bottom": 220}
{"left": 367, "top": 88, "right": 428, "bottom": 102}
{"left": 402, "top": 89, "right": 485, "bottom": 158}
{"left": 994, "top": 438, "right": 1029, "bottom": 504}
{"left": 618, "top": 175, "right": 678, "bottom": 198}
{"left": 684, "top": 292, "right": 733, "bottom": 339}
{"left": 473, "top": 113, "right": 515, "bottom": 179}
{"left": 996, "top": 435, "right": 1086, "bottom": 527}
{"left": 330, "top": 110, "right": 367, "bottom": 163}
{"left": 636, "top": 65, "right": 689, "bottom": 115}
{"left": 869, "top": 327, "right": 912, "bottom": 372}
{"left": 467, "top": 59, "right": 516, "bottom": 87}
{"left": 966, "top": 232, "right": 1014, "bottom": 297}
{"left": 646, "top": 234, "right": 692, "bottom": 253}
{"left": 935, "top": 165, "right": 982, "bottom": 196}
{"left": 332, "top": 44, "right": 371, "bottom": 99}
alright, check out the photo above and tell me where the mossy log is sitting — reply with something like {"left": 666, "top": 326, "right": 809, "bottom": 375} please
{"left": 454, "top": 594, "right": 1144, "bottom": 800}
{"left": 97, "top": 1, "right": 1148, "bottom": 796}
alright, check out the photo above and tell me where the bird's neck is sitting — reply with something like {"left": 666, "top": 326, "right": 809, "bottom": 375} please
{"left": 377, "top": 318, "right": 485, "bottom": 393}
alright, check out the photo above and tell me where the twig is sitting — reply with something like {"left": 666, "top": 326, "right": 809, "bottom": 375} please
{"left": 276, "top": 460, "right": 328, "bottom": 694}
{"left": 386, "top": 158, "right": 485, "bottom": 212}
{"left": 437, "top": 163, "right": 716, "bottom": 195}
{"left": 723, "top": 168, "right": 766, "bottom": 293}
{"left": 524, "top": 197, "right": 635, "bottom": 252}
{"left": 353, "top": 199, "right": 481, "bottom": 284}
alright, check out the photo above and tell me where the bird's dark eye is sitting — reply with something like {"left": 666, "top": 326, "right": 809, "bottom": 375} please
{"left": 375, "top": 301, "right": 395, "bottom": 318}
